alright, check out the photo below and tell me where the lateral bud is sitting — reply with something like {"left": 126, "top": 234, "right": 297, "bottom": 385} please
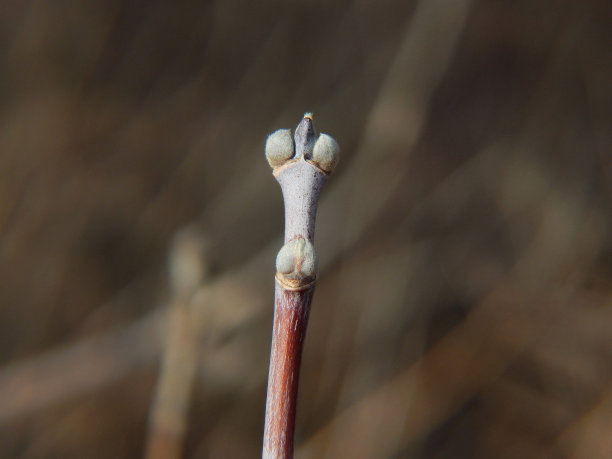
{"left": 265, "top": 129, "right": 294, "bottom": 168}
{"left": 312, "top": 133, "right": 340, "bottom": 174}
{"left": 275, "top": 237, "right": 317, "bottom": 289}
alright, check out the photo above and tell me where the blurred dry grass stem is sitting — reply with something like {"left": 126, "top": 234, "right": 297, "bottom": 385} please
{"left": 146, "top": 228, "right": 208, "bottom": 459}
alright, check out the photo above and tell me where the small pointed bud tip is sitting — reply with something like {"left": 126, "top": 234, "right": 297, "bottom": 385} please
{"left": 265, "top": 129, "right": 294, "bottom": 168}
{"left": 294, "top": 114, "right": 317, "bottom": 160}
{"left": 312, "top": 133, "right": 340, "bottom": 173}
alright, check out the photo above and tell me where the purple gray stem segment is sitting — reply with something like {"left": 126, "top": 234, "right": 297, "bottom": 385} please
{"left": 263, "top": 114, "right": 339, "bottom": 458}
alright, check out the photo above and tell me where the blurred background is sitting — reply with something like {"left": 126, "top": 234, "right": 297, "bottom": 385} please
{"left": 1, "top": 0, "right": 611, "bottom": 457}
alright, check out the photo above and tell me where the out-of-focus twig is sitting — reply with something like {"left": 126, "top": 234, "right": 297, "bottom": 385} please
{"left": 146, "top": 228, "right": 208, "bottom": 459}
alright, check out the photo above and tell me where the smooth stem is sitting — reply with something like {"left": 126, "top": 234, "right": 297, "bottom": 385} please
{"left": 263, "top": 284, "right": 314, "bottom": 458}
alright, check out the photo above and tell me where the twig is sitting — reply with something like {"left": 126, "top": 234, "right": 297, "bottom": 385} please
{"left": 262, "top": 113, "right": 339, "bottom": 458}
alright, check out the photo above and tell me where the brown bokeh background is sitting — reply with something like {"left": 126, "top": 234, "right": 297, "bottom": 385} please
{"left": 1, "top": 1, "right": 611, "bottom": 457}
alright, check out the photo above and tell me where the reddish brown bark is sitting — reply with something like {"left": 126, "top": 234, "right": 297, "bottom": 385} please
{"left": 263, "top": 282, "right": 315, "bottom": 458}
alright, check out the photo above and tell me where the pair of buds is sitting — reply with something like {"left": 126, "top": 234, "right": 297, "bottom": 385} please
{"left": 265, "top": 113, "right": 340, "bottom": 174}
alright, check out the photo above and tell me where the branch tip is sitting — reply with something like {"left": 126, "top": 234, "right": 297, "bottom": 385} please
{"left": 266, "top": 114, "right": 339, "bottom": 175}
